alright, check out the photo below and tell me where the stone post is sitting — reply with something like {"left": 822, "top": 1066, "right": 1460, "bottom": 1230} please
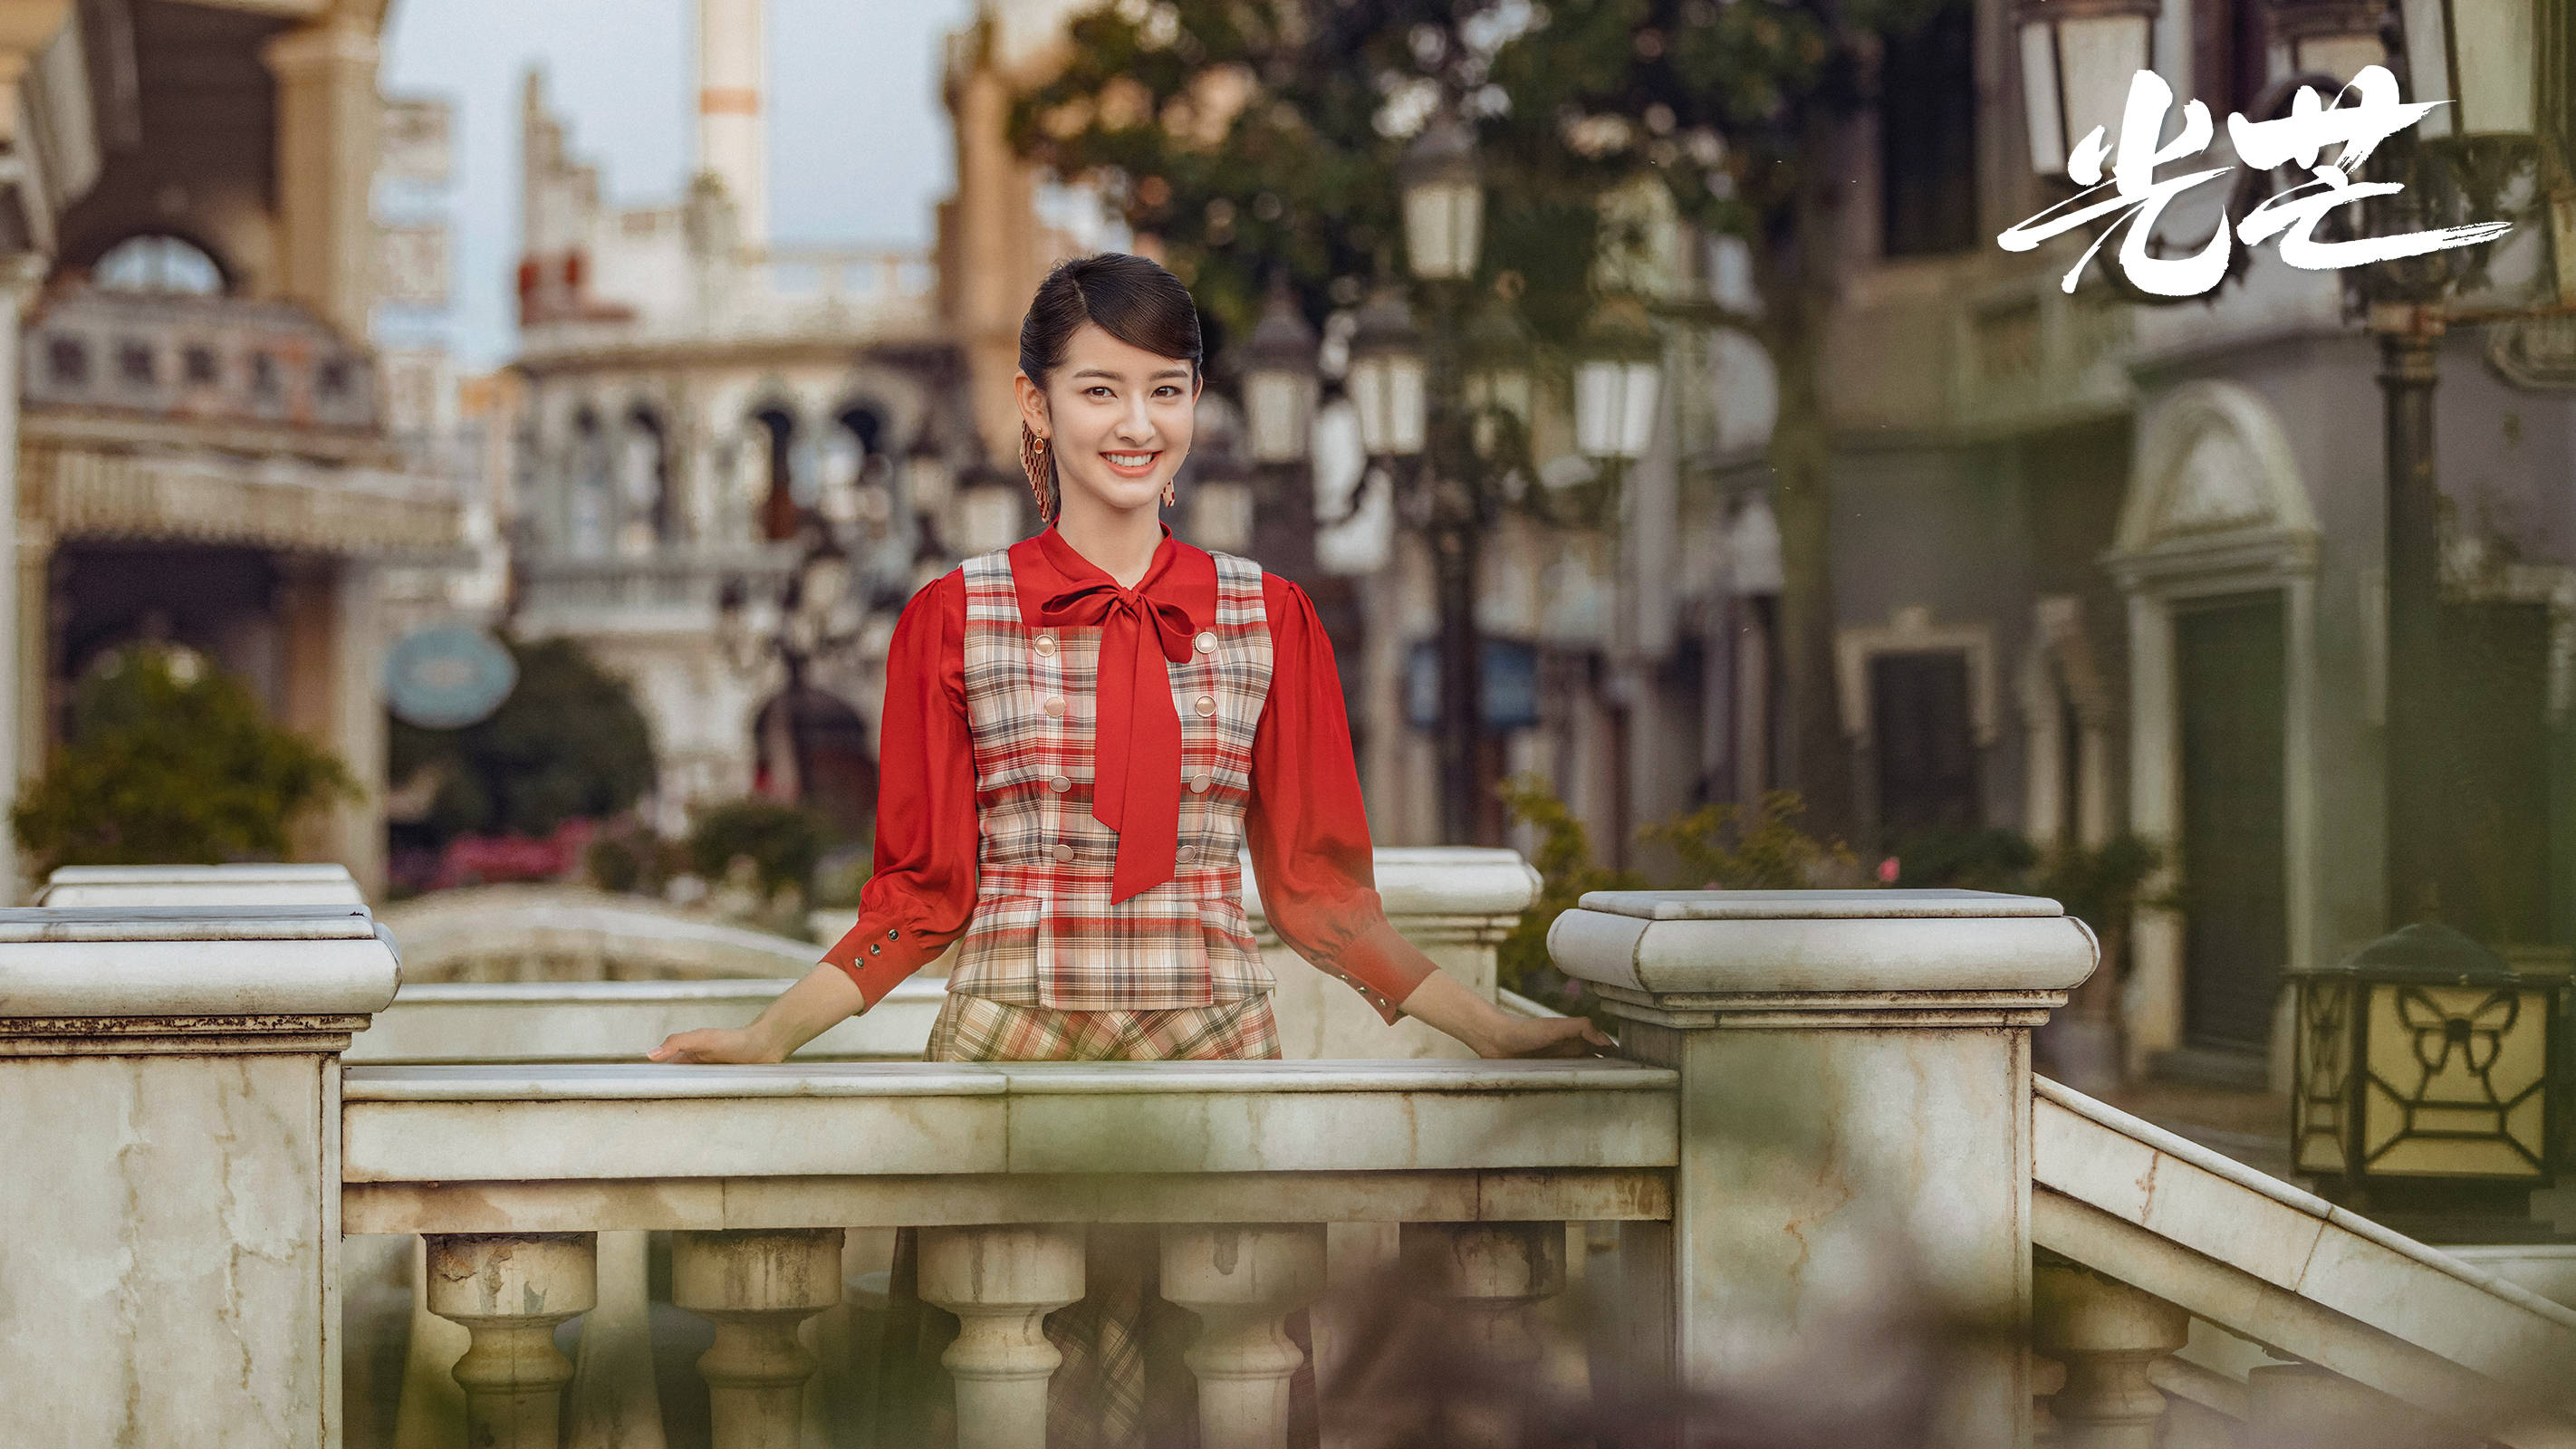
{"left": 426, "top": 1233, "right": 598, "bottom": 1449}
{"left": 1161, "top": 1223, "right": 1329, "bottom": 1449}
{"left": 918, "top": 1224, "right": 1086, "bottom": 1449}
{"left": 1549, "top": 888, "right": 2097, "bottom": 1448}
{"left": 2033, "top": 1257, "right": 2188, "bottom": 1449}
{"left": 0, "top": 903, "right": 401, "bottom": 1445}
{"left": 1400, "top": 1221, "right": 1570, "bottom": 1449}
{"left": 671, "top": 1228, "right": 844, "bottom": 1449}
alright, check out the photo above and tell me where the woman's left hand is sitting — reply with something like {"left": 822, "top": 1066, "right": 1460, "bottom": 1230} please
{"left": 1476, "top": 1012, "right": 1617, "bottom": 1060}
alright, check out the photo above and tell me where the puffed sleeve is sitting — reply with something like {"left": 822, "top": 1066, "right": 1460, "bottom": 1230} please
{"left": 1243, "top": 574, "right": 1438, "bottom": 1025}
{"left": 820, "top": 571, "right": 977, "bottom": 1009}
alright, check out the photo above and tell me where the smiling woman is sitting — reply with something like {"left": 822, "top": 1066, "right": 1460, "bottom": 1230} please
{"left": 649, "top": 251, "right": 1607, "bottom": 1449}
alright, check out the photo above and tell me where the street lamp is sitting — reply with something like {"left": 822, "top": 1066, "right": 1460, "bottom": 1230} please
{"left": 1240, "top": 278, "right": 1321, "bottom": 465}
{"left": 2398, "top": 0, "right": 2543, "bottom": 139}
{"left": 1575, "top": 297, "right": 1665, "bottom": 465}
{"left": 2011, "top": 0, "right": 2159, "bottom": 178}
{"left": 1235, "top": 276, "right": 1325, "bottom": 574}
{"left": 1345, "top": 285, "right": 1427, "bottom": 458}
{"left": 2264, "top": 0, "right": 2388, "bottom": 82}
{"left": 1399, "top": 113, "right": 1483, "bottom": 283}
{"left": 2289, "top": 922, "right": 2562, "bottom": 1235}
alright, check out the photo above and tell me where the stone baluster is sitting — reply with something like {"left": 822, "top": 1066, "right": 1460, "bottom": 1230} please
{"left": 671, "top": 1228, "right": 845, "bottom": 1449}
{"left": 1400, "top": 1222, "right": 1569, "bottom": 1449}
{"left": 2033, "top": 1258, "right": 2188, "bottom": 1449}
{"left": 918, "top": 1224, "right": 1088, "bottom": 1449}
{"left": 425, "top": 1233, "right": 599, "bottom": 1449}
{"left": 1161, "top": 1223, "right": 1329, "bottom": 1449}
{"left": 564, "top": 1229, "right": 666, "bottom": 1448}
{"left": 1549, "top": 889, "right": 2098, "bottom": 1449}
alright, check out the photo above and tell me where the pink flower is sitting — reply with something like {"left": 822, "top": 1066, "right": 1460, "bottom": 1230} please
{"left": 1877, "top": 857, "right": 1901, "bottom": 885}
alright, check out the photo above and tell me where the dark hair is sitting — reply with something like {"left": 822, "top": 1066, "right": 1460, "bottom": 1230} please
{"left": 1017, "top": 253, "right": 1203, "bottom": 520}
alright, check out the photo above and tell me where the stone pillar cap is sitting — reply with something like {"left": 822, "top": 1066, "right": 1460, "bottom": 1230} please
{"left": 1550, "top": 888, "right": 2097, "bottom": 1005}
{"left": 1245, "top": 846, "right": 1541, "bottom": 921}
{"left": 0, "top": 904, "right": 399, "bottom": 1018}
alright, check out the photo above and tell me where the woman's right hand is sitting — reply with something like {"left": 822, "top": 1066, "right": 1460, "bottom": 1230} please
{"left": 646, "top": 1026, "right": 782, "bottom": 1065}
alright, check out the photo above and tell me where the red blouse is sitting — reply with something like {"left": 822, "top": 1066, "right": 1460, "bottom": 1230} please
{"left": 820, "top": 527, "right": 1439, "bottom": 1024}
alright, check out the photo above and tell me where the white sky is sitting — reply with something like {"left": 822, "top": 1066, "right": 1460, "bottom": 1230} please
{"left": 381, "top": 0, "right": 978, "bottom": 368}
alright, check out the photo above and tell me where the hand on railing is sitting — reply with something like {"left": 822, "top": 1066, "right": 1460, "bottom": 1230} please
{"left": 1398, "top": 972, "right": 1617, "bottom": 1059}
{"left": 643, "top": 1025, "right": 783, "bottom": 1065}
{"left": 646, "top": 964, "right": 864, "bottom": 1064}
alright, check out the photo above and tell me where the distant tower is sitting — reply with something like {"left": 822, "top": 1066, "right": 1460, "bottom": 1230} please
{"left": 697, "top": 0, "right": 767, "bottom": 249}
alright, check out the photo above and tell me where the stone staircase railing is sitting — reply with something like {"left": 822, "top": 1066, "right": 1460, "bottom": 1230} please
{"left": 8, "top": 870, "right": 2576, "bottom": 1446}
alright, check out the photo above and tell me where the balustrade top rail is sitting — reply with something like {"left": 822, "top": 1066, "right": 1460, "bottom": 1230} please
{"left": 341, "top": 1057, "right": 1679, "bottom": 1236}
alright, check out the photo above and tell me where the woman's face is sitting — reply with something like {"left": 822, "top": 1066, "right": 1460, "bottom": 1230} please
{"left": 1016, "top": 321, "right": 1198, "bottom": 519}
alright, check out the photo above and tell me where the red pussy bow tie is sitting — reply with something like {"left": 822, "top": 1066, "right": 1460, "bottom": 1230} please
{"left": 1036, "top": 577, "right": 1200, "bottom": 903}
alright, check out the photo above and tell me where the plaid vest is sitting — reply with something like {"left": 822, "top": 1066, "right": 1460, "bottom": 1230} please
{"left": 947, "top": 544, "right": 1276, "bottom": 1010}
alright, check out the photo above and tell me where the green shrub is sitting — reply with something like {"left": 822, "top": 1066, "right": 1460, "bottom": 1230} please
{"left": 13, "top": 645, "right": 357, "bottom": 872}
{"left": 388, "top": 635, "right": 656, "bottom": 845}
{"left": 685, "top": 797, "right": 825, "bottom": 902}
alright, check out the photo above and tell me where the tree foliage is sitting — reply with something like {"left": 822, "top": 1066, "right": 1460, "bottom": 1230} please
{"left": 1005, "top": 0, "right": 1963, "bottom": 832}
{"left": 388, "top": 636, "right": 657, "bottom": 843}
{"left": 685, "top": 797, "right": 826, "bottom": 901}
{"left": 13, "top": 645, "right": 357, "bottom": 872}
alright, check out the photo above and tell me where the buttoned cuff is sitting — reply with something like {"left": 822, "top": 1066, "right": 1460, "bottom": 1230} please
{"left": 1324, "top": 916, "right": 1440, "bottom": 1026}
{"left": 822, "top": 917, "right": 944, "bottom": 1012}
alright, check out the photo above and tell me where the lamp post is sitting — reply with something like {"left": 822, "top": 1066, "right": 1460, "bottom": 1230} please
{"left": 1236, "top": 276, "right": 1322, "bottom": 577}
{"left": 1328, "top": 110, "right": 1508, "bottom": 843}
{"left": 2010, "top": 0, "right": 2159, "bottom": 180}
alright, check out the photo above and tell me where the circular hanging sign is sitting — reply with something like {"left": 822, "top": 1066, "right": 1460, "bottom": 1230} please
{"left": 385, "top": 625, "right": 517, "bottom": 729}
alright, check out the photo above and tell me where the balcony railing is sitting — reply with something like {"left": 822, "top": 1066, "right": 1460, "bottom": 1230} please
{"left": 4, "top": 871, "right": 2573, "bottom": 1447}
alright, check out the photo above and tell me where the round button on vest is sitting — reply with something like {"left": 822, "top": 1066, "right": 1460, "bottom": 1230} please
{"left": 1188, "top": 773, "right": 1213, "bottom": 793}
{"left": 1033, "top": 634, "right": 1058, "bottom": 657}
{"left": 1042, "top": 696, "right": 1066, "bottom": 717}
{"left": 1194, "top": 695, "right": 1216, "bottom": 717}
{"left": 1050, "top": 843, "right": 1074, "bottom": 863}
{"left": 1176, "top": 846, "right": 1195, "bottom": 862}
{"left": 1048, "top": 774, "right": 1072, "bottom": 793}
{"left": 1194, "top": 630, "right": 1217, "bottom": 654}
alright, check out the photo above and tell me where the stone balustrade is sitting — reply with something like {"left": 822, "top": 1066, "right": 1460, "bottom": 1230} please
{"left": 18, "top": 874, "right": 2576, "bottom": 1448}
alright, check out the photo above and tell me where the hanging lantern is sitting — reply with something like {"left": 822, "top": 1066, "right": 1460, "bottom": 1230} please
{"left": 1345, "top": 287, "right": 1427, "bottom": 458}
{"left": 2398, "top": 0, "right": 2541, "bottom": 139}
{"left": 2290, "top": 922, "right": 2562, "bottom": 1229}
{"left": 1573, "top": 297, "right": 1663, "bottom": 463}
{"left": 1399, "top": 113, "right": 1484, "bottom": 283}
{"left": 1462, "top": 296, "right": 1533, "bottom": 460}
{"left": 1238, "top": 278, "right": 1321, "bottom": 465}
{"left": 2014, "top": 0, "right": 2160, "bottom": 179}
{"left": 2264, "top": 0, "right": 2392, "bottom": 83}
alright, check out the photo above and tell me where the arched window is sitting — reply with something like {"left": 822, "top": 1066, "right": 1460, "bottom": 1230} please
{"left": 92, "top": 235, "right": 225, "bottom": 296}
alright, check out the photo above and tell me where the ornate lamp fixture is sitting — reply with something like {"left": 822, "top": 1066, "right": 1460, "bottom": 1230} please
{"left": 2290, "top": 923, "right": 2563, "bottom": 1234}
{"left": 2011, "top": 0, "right": 2160, "bottom": 178}
{"left": 1238, "top": 278, "right": 1320, "bottom": 465}
{"left": 1399, "top": 113, "right": 1484, "bottom": 283}
{"left": 1572, "top": 297, "right": 1664, "bottom": 464}
{"left": 1344, "top": 286, "right": 1427, "bottom": 459}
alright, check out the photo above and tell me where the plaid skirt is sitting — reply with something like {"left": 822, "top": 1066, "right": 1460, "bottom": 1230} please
{"left": 877, "top": 990, "right": 1320, "bottom": 1449}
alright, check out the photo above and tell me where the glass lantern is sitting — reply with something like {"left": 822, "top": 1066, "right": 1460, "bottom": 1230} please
{"left": 2263, "top": 0, "right": 2392, "bottom": 83}
{"left": 2291, "top": 922, "right": 2562, "bottom": 1232}
{"left": 1239, "top": 280, "right": 1321, "bottom": 465}
{"left": 1345, "top": 287, "right": 1427, "bottom": 458}
{"left": 1399, "top": 113, "right": 1484, "bottom": 283}
{"left": 2013, "top": 0, "right": 2160, "bottom": 178}
{"left": 2397, "top": 0, "right": 2542, "bottom": 139}
{"left": 1574, "top": 298, "right": 1663, "bottom": 463}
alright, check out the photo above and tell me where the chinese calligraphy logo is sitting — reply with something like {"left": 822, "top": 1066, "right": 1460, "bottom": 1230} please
{"left": 1998, "top": 66, "right": 2514, "bottom": 297}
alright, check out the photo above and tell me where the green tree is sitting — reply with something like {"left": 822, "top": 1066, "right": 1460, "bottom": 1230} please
{"left": 389, "top": 636, "right": 658, "bottom": 843}
{"left": 1005, "top": 0, "right": 1955, "bottom": 835}
{"left": 14, "top": 645, "right": 357, "bottom": 871}
{"left": 685, "top": 797, "right": 826, "bottom": 903}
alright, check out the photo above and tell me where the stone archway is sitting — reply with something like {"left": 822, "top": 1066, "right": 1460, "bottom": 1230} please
{"left": 2106, "top": 380, "right": 2321, "bottom": 1080}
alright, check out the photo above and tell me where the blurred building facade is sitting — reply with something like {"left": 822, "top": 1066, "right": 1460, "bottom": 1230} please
{"left": 505, "top": 0, "right": 1128, "bottom": 842}
{"left": 0, "top": 0, "right": 466, "bottom": 898}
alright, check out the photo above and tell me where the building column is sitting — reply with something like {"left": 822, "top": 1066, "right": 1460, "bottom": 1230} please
{"left": 263, "top": 20, "right": 382, "bottom": 336}
{"left": 279, "top": 557, "right": 384, "bottom": 897}
{"left": 0, "top": 251, "right": 46, "bottom": 899}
